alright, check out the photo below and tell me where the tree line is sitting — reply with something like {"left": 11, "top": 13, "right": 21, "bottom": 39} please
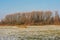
{"left": 0, "top": 11, "right": 60, "bottom": 25}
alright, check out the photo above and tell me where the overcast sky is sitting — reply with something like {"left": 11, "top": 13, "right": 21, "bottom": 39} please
{"left": 0, "top": 0, "right": 60, "bottom": 19}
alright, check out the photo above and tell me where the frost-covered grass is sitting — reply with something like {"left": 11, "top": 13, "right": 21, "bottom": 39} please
{"left": 0, "top": 25, "right": 60, "bottom": 40}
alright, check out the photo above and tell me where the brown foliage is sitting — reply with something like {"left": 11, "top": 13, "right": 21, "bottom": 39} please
{"left": 0, "top": 11, "right": 60, "bottom": 25}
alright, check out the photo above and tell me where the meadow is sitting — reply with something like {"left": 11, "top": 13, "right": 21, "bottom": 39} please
{"left": 0, "top": 25, "right": 60, "bottom": 40}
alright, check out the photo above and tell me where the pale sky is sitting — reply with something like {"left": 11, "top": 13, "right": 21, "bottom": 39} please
{"left": 0, "top": 0, "right": 60, "bottom": 19}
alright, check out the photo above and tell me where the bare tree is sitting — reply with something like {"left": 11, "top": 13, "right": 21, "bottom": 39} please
{"left": 54, "top": 11, "right": 60, "bottom": 24}
{"left": 44, "top": 11, "right": 52, "bottom": 24}
{"left": 1, "top": 10, "right": 60, "bottom": 25}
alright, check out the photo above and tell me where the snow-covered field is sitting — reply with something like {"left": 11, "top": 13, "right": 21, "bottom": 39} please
{"left": 0, "top": 25, "right": 60, "bottom": 40}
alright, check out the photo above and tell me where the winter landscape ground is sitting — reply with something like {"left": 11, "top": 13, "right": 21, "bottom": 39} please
{"left": 0, "top": 25, "right": 60, "bottom": 40}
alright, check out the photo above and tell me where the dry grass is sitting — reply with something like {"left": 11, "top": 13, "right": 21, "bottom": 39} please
{"left": 16, "top": 25, "right": 27, "bottom": 28}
